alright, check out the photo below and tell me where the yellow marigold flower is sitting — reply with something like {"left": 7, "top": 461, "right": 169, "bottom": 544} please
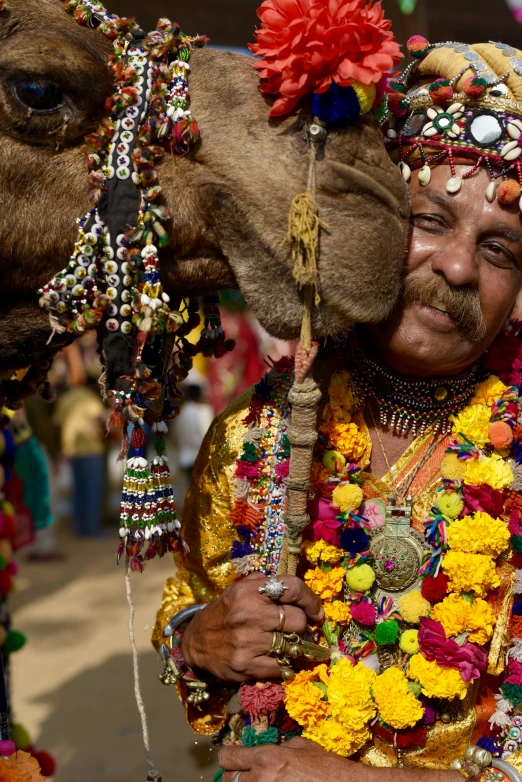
{"left": 408, "top": 654, "right": 469, "bottom": 700}
{"left": 450, "top": 404, "right": 491, "bottom": 448}
{"left": 431, "top": 593, "right": 472, "bottom": 638}
{"left": 324, "top": 600, "right": 352, "bottom": 626}
{"left": 322, "top": 421, "right": 368, "bottom": 461}
{"left": 397, "top": 591, "right": 431, "bottom": 625}
{"left": 304, "top": 539, "right": 344, "bottom": 565}
{"left": 346, "top": 563, "right": 376, "bottom": 593}
{"left": 467, "top": 598, "right": 496, "bottom": 645}
{"left": 400, "top": 629, "right": 420, "bottom": 655}
{"left": 373, "top": 666, "right": 424, "bottom": 729}
{"left": 441, "top": 551, "right": 500, "bottom": 597}
{"left": 447, "top": 512, "right": 510, "bottom": 557}
{"left": 464, "top": 455, "right": 514, "bottom": 492}
{"left": 325, "top": 372, "right": 358, "bottom": 419}
{"left": 332, "top": 483, "right": 364, "bottom": 513}
{"left": 471, "top": 376, "right": 507, "bottom": 407}
{"left": 438, "top": 492, "right": 464, "bottom": 519}
{"left": 303, "top": 719, "right": 371, "bottom": 758}
{"left": 304, "top": 567, "right": 345, "bottom": 600}
{"left": 441, "top": 454, "right": 467, "bottom": 482}
{"left": 328, "top": 658, "right": 377, "bottom": 731}
{"left": 284, "top": 665, "right": 330, "bottom": 729}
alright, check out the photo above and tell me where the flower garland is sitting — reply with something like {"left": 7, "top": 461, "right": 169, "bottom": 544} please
{"left": 225, "top": 325, "right": 522, "bottom": 761}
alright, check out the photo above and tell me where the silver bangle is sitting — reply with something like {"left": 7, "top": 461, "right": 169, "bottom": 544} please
{"left": 162, "top": 604, "right": 206, "bottom": 637}
{"left": 492, "top": 759, "right": 522, "bottom": 782}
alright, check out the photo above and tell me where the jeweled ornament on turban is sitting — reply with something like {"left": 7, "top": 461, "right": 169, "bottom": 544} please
{"left": 385, "top": 38, "right": 522, "bottom": 208}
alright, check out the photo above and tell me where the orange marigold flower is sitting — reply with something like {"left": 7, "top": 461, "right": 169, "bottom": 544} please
{"left": 0, "top": 751, "right": 45, "bottom": 782}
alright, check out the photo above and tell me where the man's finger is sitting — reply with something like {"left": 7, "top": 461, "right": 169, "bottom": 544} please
{"left": 249, "top": 655, "right": 285, "bottom": 680}
{"left": 219, "top": 746, "right": 255, "bottom": 771}
{"left": 275, "top": 604, "right": 308, "bottom": 635}
{"left": 285, "top": 736, "right": 316, "bottom": 749}
{"left": 276, "top": 576, "right": 324, "bottom": 623}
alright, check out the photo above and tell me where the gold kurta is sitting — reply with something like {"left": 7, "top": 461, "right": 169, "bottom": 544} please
{"left": 152, "top": 375, "right": 520, "bottom": 770}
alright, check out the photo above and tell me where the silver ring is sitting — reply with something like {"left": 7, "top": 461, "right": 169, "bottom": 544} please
{"left": 258, "top": 576, "right": 289, "bottom": 601}
{"left": 231, "top": 773, "right": 242, "bottom": 782}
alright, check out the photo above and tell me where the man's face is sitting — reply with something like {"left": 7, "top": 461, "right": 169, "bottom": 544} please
{"left": 367, "top": 164, "right": 522, "bottom": 377}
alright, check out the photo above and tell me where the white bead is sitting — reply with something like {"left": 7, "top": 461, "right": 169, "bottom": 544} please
{"left": 508, "top": 122, "right": 522, "bottom": 140}
{"left": 448, "top": 102, "right": 465, "bottom": 114}
{"left": 418, "top": 165, "right": 431, "bottom": 186}
{"left": 423, "top": 126, "right": 438, "bottom": 138}
{"left": 167, "top": 522, "right": 175, "bottom": 533}
{"left": 138, "top": 417, "right": 144, "bottom": 426}
{"left": 141, "top": 293, "right": 150, "bottom": 306}
{"left": 486, "top": 181, "right": 499, "bottom": 202}
{"left": 510, "top": 118, "right": 522, "bottom": 133}
{"left": 161, "top": 292, "right": 170, "bottom": 303}
{"left": 167, "top": 106, "right": 175, "bottom": 117}
{"left": 152, "top": 423, "right": 158, "bottom": 433}
{"left": 386, "top": 128, "right": 397, "bottom": 139}
{"left": 119, "top": 527, "right": 127, "bottom": 538}
{"left": 446, "top": 176, "right": 462, "bottom": 194}
{"left": 398, "top": 161, "right": 411, "bottom": 182}
{"left": 427, "top": 107, "right": 439, "bottom": 119}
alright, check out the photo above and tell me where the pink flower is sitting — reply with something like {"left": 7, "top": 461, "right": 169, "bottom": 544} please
{"left": 360, "top": 500, "right": 385, "bottom": 530}
{"left": 306, "top": 498, "right": 342, "bottom": 545}
{"left": 462, "top": 483, "right": 504, "bottom": 518}
{"left": 418, "top": 618, "right": 487, "bottom": 683}
{"left": 235, "top": 461, "right": 262, "bottom": 481}
{"left": 240, "top": 681, "right": 286, "bottom": 718}
{"left": 351, "top": 600, "right": 376, "bottom": 627}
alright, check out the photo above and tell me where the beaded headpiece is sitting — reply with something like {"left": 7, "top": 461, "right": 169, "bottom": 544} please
{"left": 385, "top": 38, "right": 522, "bottom": 209}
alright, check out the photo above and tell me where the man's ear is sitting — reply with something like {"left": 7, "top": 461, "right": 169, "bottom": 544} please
{"left": 513, "top": 290, "right": 522, "bottom": 323}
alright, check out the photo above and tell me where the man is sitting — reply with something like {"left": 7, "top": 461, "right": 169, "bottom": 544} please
{"left": 154, "top": 40, "right": 522, "bottom": 781}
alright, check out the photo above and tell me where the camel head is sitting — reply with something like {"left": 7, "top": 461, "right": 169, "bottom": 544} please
{"left": 0, "top": 0, "right": 409, "bottom": 374}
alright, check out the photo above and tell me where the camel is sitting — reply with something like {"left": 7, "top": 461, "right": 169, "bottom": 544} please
{"left": 0, "top": 0, "right": 409, "bottom": 380}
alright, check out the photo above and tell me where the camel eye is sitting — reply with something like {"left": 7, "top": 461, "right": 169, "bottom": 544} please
{"left": 14, "top": 79, "right": 63, "bottom": 113}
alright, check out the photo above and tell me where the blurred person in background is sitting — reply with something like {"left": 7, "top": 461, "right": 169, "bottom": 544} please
{"left": 53, "top": 343, "right": 107, "bottom": 539}
{"left": 174, "top": 372, "right": 214, "bottom": 487}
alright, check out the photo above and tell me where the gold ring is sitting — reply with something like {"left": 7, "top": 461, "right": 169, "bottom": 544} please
{"left": 276, "top": 605, "right": 286, "bottom": 632}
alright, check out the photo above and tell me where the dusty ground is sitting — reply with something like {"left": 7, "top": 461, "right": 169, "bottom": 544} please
{"left": 10, "top": 531, "right": 219, "bottom": 782}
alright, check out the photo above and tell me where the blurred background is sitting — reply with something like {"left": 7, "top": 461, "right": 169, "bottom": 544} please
{"left": 5, "top": 2, "right": 522, "bottom": 781}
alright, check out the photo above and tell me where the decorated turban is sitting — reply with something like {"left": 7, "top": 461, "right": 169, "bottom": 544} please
{"left": 385, "top": 38, "right": 522, "bottom": 209}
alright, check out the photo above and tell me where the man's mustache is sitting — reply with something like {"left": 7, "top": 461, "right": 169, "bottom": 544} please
{"left": 402, "top": 269, "right": 486, "bottom": 344}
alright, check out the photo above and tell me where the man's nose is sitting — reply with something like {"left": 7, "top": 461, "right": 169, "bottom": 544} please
{"left": 430, "top": 237, "right": 480, "bottom": 288}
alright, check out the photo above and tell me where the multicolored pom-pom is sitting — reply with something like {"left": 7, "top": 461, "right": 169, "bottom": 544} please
{"left": 407, "top": 35, "right": 430, "bottom": 59}
{"left": 429, "top": 79, "right": 454, "bottom": 105}
{"left": 462, "top": 76, "right": 487, "bottom": 99}
{"left": 498, "top": 179, "right": 521, "bottom": 205}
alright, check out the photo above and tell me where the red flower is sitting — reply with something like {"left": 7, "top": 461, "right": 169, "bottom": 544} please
{"left": 418, "top": 618, "right": 487, "bottom": 683}
{"left": 240, "top": 682, "right": 286, "bottom": 718}
{"left": 249, "top": 0, "right": 402, "bottom": 116}
{"left": 462, "top": 483, "right": 504, "bottom": 518}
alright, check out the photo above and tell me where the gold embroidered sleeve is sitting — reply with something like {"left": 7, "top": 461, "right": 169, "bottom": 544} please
{"left": 152, "top": 388, "right": 253, "bottom": 648}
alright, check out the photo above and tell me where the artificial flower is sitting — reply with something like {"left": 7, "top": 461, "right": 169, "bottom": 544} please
{"left": 240, "top": 682, "right": 285, "bottom": 718}
{"left": 450, "top": 404, "right": 491, "bottom": 448}
{"left": 441, "top": 453, "right": 467, "bottom": 482}
{"left": 446, "top": 512, "right": 510, "bottom": 558}
{"left": 408, "top": 653, "right": 469, "bottom": 700}
{"left": 307, "top": 498, "right": 342, "bottom": 545}
{"left": 284, "top": 665, "right": 330, "bottom": 729}
{"left": 332, "top": 483, "right": 364, "bottom": 514}
{"left": 462, "top": 483, "right": 504, "bottom": 517}
{"left": 437, "top": 491, "right": 464, "bottom": 519}
{"left": 323, "top": 422, "right": 367, "bottom": 460}
{"left": 345, "top": 564, "right": 375, "bottom": 593}
{"left": 0, "top": 751, "right": 45, "bottom": 782}
{"left": 249, "top": 0, "right": 402, "bottom": 117}
{"left": 372, "top": 666, "right": 424, "bottom": 729}
{"left": 359, "top": 499, "right": 385, "bottom": 530}
{"left": 324, "top": 600, "right": 352, "bottom": 627}
{"left": 471, "top": 376, "right": 508, "bottom": 407}
{"left": 303, "top": 718, "right": 371, "bottom": 758}
{"left": 430, "top": 593, "right": 495, "bottom": 646}
{"left": 304, "top": 566, "right": 345, "bottom": 600}
{"left": 465, "top": 454, "right": 514, "bottom": 492}
{"left": 441, "top": 551, "right": 500, "bottom": 597}
{"left": 418, "top": 618, "right": 487, "bottom": 683}
{"left": 304, "top": 539, "right": 344, "bottom": 565}
{"left": 397, "top": 591, "right": 431, "bottom": 625}
{"left": 328, "top": 658, "right": 377, "bottom": 730}
{"left": 400, "top": 629, "right": 420, "bottom": 655}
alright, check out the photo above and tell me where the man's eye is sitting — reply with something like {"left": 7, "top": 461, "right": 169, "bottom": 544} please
{"left": 14, "top": 80, "right": 63, "bottom": 113}
{"left": 411, "top": 214, "right": 445, "bottom": 232}
{"left": 482, "top": 243, "right": 516, "bottom": 268}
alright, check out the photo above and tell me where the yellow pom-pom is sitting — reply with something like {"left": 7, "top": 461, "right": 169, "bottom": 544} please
{"left": 398, "top": 591, "right": 431, "bottom": 625}
{"left": 346, "top": 564, "right": 376, "bottom": 593}
{"left": 440, "top": 454, "right": 467, "bottom": 482}
{"left": 438, "top": 492, "right": 464, "bottom": 519}
{"left": 400, "top": 629, "right": 420, "bottom": 655}
{"left": 351, "top": 81, "right": 377, "bottom": 115}
{"left": 332, "top": 483, "right": 364, "bottom": 513}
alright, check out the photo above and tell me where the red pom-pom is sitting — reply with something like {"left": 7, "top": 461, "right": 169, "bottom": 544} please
{"left": 0, "top": 571, "right": 12, "bottom": 599}
{"left": 462, "top": 75, "right": 487, "bottom": 99}
{"left": 429, "top": 79, "right": 454, "bottom": 105}
{"left": 489, "top": 421, "right": 514, "bottom": 450}
{"left": 387, "top": 91, "right": 409, "bottom": 118}
{"left": 33, "top": 750, "right": 57, "bottom": 777}
{"left": 498, "top": 179, "right": 521, "bottom": 205}
{"left": 0, "top": 739, "right": 16, "bottom": 757}
{"left": 407, "top": 35, "right": 430, "bottom": 59}
{"left": 131, "top": 426, "right": 146, "bottom": 449}
{"left": 421, "top": 572, "right": 449, "bottom": 602}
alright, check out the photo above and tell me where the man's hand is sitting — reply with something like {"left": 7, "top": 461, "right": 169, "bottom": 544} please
{"left": 181, "top": 573, "right": 324, "bottom": 681}
{"left": 219, "top": 738, "right": 464, "bottom": 782}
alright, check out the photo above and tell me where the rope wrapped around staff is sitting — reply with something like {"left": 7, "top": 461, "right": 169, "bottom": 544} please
{"left": 278, "top": 124, "right": 328, "bottom": 577}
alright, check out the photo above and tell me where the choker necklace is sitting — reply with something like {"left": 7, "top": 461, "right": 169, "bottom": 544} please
{"left": 349, "top": 346, "right": 488, "bottom": 437}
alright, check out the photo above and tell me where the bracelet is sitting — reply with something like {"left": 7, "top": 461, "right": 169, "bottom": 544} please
{"left": 159, "top": 604, "right": 210, "bottom": 705}
{"left": 451, "top": 746, "right": 522, "bottom": 782}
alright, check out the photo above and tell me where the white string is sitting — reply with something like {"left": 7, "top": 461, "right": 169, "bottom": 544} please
{"left": 124, "top": 557, "right": 162, "bottom": 781}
